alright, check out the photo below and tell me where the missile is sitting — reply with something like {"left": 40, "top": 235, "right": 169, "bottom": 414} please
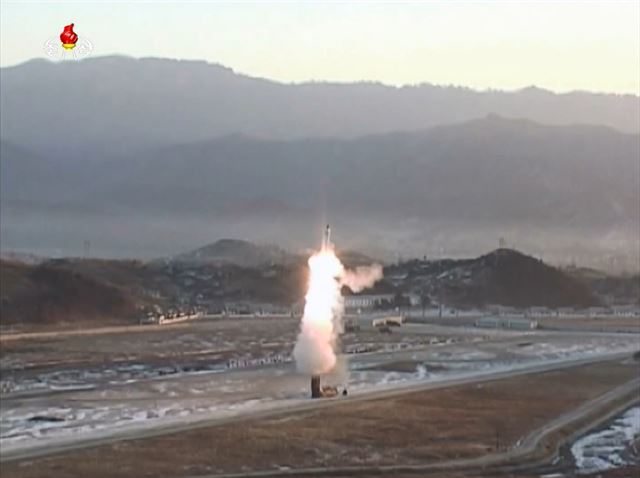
{"left": 322, "top": 224, "right": 331, "bottom": 249}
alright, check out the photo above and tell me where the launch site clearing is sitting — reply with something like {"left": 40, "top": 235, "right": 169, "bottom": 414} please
{"left": 1, "top": 313, "right": 638, "bottom": 477}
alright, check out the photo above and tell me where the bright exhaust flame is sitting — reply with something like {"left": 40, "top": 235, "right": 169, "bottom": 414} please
{"left": 293, "top": 247, "right": 344, "bottom": 375}
{"left": 293, "top": 240, "right": 382, "bottom": 376}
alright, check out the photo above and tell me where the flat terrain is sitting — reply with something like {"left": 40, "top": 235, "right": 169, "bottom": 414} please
{"left": 0, "top": 317, "right": 452, "bottom": 370}
{"left": 2, "top": 359, "right": 637, "bottom": 478}
{"left": 408, "top": 313, "right": 640, "bottom": 333}
{"left": 536, "top": 316, "right": 640, "bottom": 333}
{"left": 1, "top": 315, "right": 638, "bottom": 477}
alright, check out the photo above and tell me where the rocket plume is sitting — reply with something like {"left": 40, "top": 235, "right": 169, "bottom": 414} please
{"left": 293, "top": 246, "right": 344, "bottom": 375}
{"left": 293, "top": 229, "right": 382, "bottom": 376}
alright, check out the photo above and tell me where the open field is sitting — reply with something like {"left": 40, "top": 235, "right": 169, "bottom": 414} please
{"left": 1, "top": 316, "right": 469, "bottom": 370}
{"left": 1, "top": 359, "right": 637, "bottom": 478}
{"left": 1, "top": 315, "right": 639, "bottom": 477}
{"left": 536, "top": 316, "right": 640, "bottom": 333}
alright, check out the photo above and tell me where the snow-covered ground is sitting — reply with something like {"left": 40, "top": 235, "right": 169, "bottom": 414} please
{"left": 0, "top": 397, "right": 283, "bottom": 451}
{"left": 571, "top": 406, "right": 640, "bottom": 474}
{"left": 1, "top": 327, "right": 638, "bottom": 457}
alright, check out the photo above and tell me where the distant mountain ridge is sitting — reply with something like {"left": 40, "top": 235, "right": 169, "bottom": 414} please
{"left": 1, "top": 115, "right": 638, "bottom": 263}
{"left": 173, "top": 239, "right": 291, "bottom": 267}
{"left": 171, "top": 239, "right": 379, "bottom": 268}
{"left": 1, "top": 56, "right": 638, "bottom": 265}
{"left": 1, "top": 56, "right": 638, "bottom": 157}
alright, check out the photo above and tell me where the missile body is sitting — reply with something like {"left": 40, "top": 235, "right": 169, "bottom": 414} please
{"left": 322, "top": 224, "right": 331, "bottom": 250}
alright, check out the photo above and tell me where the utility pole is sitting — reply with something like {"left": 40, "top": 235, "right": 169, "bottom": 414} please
{"left": 438, "top": 260, "right": 443, "bottom": 319}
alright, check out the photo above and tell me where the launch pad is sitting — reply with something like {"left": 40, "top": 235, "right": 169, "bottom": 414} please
{"left": 310, "top": 375, "right": 339, "bottom": 399}
{"left": 311, "top": 375, "right": 321, "bottom": 398}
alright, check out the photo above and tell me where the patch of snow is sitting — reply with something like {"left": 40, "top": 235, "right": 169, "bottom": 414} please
{"left": 571, "top": 406, "right": 640, "bottom": 474}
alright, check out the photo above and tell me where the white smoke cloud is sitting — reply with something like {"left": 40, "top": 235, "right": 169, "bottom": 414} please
{"left": 341, "top": 264, "right": 383, "bottom": 293}
{"left": 293, "top": 248, "right": 383, "bottom": 376}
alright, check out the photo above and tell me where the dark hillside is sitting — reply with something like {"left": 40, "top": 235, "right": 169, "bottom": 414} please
{"left": 460, "top": 249, "right": 599, "bottom": 307}
{"left": 0, "top": 260, "right": 138, "bottom": 327}
{"left": 394, "top": 249, "right": 599, "bottom": 308}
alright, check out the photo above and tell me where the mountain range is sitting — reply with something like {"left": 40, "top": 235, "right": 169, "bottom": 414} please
{"left": 1, "top": 56, "right": 638, "bottom": 268}
{"left": 172, "top": 239, "right": 292, "bottom": 267}
{"left": 1, "top": 56, "right": 638, "bottom": 156}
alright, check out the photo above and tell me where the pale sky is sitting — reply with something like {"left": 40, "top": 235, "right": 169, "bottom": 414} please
{"left": 1, "top": 1, "right": 639, "bottom": 94}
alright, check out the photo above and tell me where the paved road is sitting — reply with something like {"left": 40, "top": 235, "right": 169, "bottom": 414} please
{"left": 0, "top": 322, "right": 195, "bottom": 342}
{"left": 0, "top": 315, "right": 279, "bottom": 342}
{"left": 1, "top": 351, "right": 632, "bottom": 464}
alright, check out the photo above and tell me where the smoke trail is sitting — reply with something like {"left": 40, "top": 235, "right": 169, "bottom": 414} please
{"left": 341, "top": 264, "right": 383, "bottom": 293}
{"left": 293, "top": 246, "right": 382, "bottom": 375}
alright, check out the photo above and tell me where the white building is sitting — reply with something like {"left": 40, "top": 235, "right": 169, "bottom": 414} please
{"left": 476, "top": 316, "right": 538, "bottom": 330}
{"left": 557, "top": 307, "right": 577, "bottom": 317}
{"left": 344, "top": 294, "right": 395, "bottom": 309}
{"left": 587, "top": 306, "right": 609, "bottom": 317}
{"left": 612, "top": 305, "right": 640, "bottom": 317}
{"left": 527, "top": 307, "right": 552, "bottom": 318}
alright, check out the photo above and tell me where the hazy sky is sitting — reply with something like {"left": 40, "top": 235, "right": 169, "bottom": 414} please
{"left": 1, "top": 1, "right": 639, "bottom": 94}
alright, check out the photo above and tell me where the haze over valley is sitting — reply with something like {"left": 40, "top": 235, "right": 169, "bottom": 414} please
{"left": 1, "top": 57, "right": 639, "bottom": 269}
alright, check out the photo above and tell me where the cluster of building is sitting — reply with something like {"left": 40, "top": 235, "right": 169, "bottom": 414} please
{"left": 489, "top": 305, "right": 640, "bottom": 318}
{"left": 139, "top": 310, "right": 202, "bottom": 325}
{"left": 475, "top": 317, "right": 538, "bottom": 330}
{"left": 343, "top": 293, "right": 421, "bottom": 311}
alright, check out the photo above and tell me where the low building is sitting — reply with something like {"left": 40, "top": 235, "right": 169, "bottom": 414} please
{"left": 475, "top": 316, "right": 500, "bottom": 328}
{"left": 557, "top": 307, "right": 577, "bottom": 317}
{"left": 485, "top": 305, "right": 522, "bottom": 316}
{"left": 612, "top": 305, "right": 640, "bottom": 317}
{"left": 344, "top": 294, "right": 395, "bottom": 310}
{"left": 507, "top": 317, "right": 538, "bottom": 330}
{"left": 476, "top": 316, "right": 538, "bottom": 330}
{"left": 527, "top": 307, "right": 552, "bottom": 317}
{"left": 587, "top": 306, "right": 609, "bottom": 317}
